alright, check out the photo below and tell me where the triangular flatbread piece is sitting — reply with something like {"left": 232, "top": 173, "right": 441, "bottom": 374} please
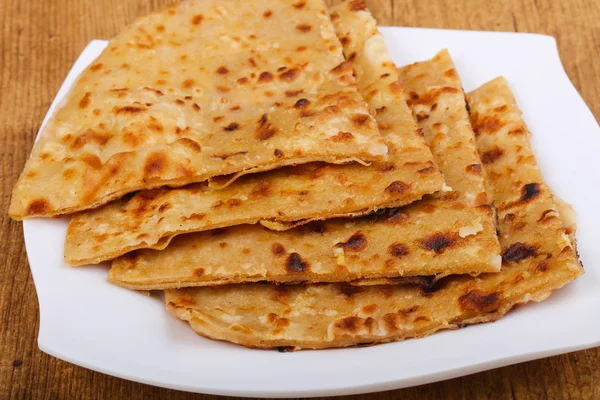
{"left": 108, "top": 48, "right": 500, "bottom": 288}
{"left": 64, "top": 3, "right": 444, "bottom": 266}
{"left": 9, "top": 0, "right": 388, "bottom": 220}
{"left": 164, "top": 77, "right": 583, "bottom": 349}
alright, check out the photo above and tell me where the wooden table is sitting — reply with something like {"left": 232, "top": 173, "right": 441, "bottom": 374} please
{"left": 1, "top": 0, "right": 598, "bottom": 398}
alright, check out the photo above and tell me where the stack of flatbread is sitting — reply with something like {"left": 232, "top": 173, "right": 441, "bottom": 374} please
{"left": 10, "top": 0, "right": 583, "bottom": 350}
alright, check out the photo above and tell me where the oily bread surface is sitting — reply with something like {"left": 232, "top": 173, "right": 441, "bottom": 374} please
{"left": 10, "top": 0, "right": 388, "bottom": 220}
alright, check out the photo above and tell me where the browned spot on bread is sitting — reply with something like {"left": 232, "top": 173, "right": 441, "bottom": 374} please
{"left": 285, "top": 89, "right": 303, "bottom": 97}
{"left": 504, "top": 213, "right": 516, "bottom": 222}
{"left": 113, "top": 105, "right": 146, "bottom": 115}
{"left": 218, "top": 242, "right": 227, "bottom": 249}
{"left": 274, "top": 149, "right": 284, "bottom": 158}
{"left": 351, "top": 114, "right": 370, "bottom": 126}
{"left": 279, "top": 68, "right": 300, "bottom": 82}
{"left": 62, "top": 168, "right": 76, "bottom": 180}
{"left": 418, "top": 166, "right": 437, "bottom": 174}
{"left": 79, "top": 92, "right": 91, "bottom": 109}
{"left": 421, "top": 204, "right": 437, "bottom": 214}
{"left": 223, "top": 122, "right": 239, "bottom": 132}
{"left": 174, "top": 99, "right": 186, "bottom": 106}
{"left": 481, "top": 147, "right": 504, "bottom": 164}
{"left": 263, "top": 10, "right": 272, "bottom": 18}
{"left": 144, "top": 152, "right": 168, "bottom": 179}
{"left": 339, "top": 285, "right": 363, "bottom": 299}
{"left": 90, "top": 63, "right": 103, "bottom": 72}
{"left": 26, "top": 198, "right": 50, "bottom": 216}
{"left": 71, "top": 129, "right": 111, "bottom": 150}
{"left": 536, "top": 258, "right": 551, "bottom": 272}
{"left": 294, "top": 98, "right": 310, "bottom": 109}
{"left": 389, "top": 242, "right": 409, "bottom": 257}
{"left": 216, "top": 66, "right": 229, "bottom": 74}
{"left": 444, "top": 68, "right": 458, "bottom": 78}
{"left": 472, "top": 115, "right": 505, "bottom": 135}
{"left": 213, "top": 151, "right": 247, "bottom": 160}
{"left": 82, "top": 154, "right": 103, "bottom": 169}
{"left": 340, "top": 36, "right": 350, "bottom": 46}
{"left": 416, "top": 113, "right": 429, "bottom": 122}
{"left": 250, "top": 182, "right": 271, "bottom": 199}
{"left": 521, "top": 183, "right": 541, "bottom": 203}
{"left": 237, "top": 77, "right": 249, "bottom": 85}
{"left": 286, "top": 253, "right": 309, "bottom": 272}
{"left": 178, "top": 138, "right": 202, "bottom": 152}
{"left": 503, "top": 242, "right": 537, "bottom": 262}
{"left": 335, "top": 231, "right": 368, "bottom": 252}
{"left": 398, "top": 306, "right": 420, "bottom": 315}
{"left": 349, "top": 0, "right": 367, "bottom": 11}
{"left": 191, "top": 14, "right": 203, "bottom": 25}
{"left": 296, "top": 24, "right": 311, "bottom": 32}
{"left": 385, "top": 181, "right": 410, "bottom": 195}
{"left": 158, "top": 202, "right": 171, "bottom": 213}
{"left": 494, "top": 105, "right": 508, "bottom": 112}
{"left": 194, "top": 268, "right": 205, "bottom": 277}
{"left": 337, "top": 316, "right": 361, "bottom": 333}
{"left": 147, "top": 117, "right": 163, "bottom": 132}
{"left": 385, "top": 210, "right": 409, "bottom": 225}
{"left": 330, "top": 61, "right": 351, "bottom": 75}
{"left": 509, "top": 127, "right": 525, "bottom": 135}
{"left": 537, "top": 209, "right": 557, "bottom": 222}
{"left": 258, "top": 71, "right": 273, "bottom": 83}
{"left": 271, "top": 243, "right": 286, "bottom": 257}
{"left": 330, "top": 131, "right": 354, "bottom": 142}
{"left": 466, "top": 164, "right": 482, "bottom": 174}
{"left": 511, "top": 222, "right": 527, "bottom": 231}
{"left": 378, "top": 163, "right": 395, "bottom": 172}
{"left": 182, "top": 213, "right": 206, "bottom": 221}
{"left": 256, "top": 115, "right": 278, "bottom": 140}
{"left": 142, "top": 87, "right": 164, "bottom": 96}
{"left": 292, "top": 0, "right": 306, "bottom": 8}
{"left": 459, "top": 290, "right": 501, "bottom": 312}
{"left": 406, "top": 86, "right": 459, "bottom": 107}
{"left": 420, "top": 232, "right": 457, "bottom": 254}
{"left": 382, "top": 314, "right": 399, "bottom": 332}
{"left": 226, "top": 198, "right": 241, "bottom": 208}
{"left": 182, "top": 79, "right": 195, "bottom": 89}
{"left": 362, "top": 304, "right": 378, "bottom": 314}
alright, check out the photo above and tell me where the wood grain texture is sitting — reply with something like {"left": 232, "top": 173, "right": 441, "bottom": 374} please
{"left": 0, "top": 0, "right": 598, "bottom": 398}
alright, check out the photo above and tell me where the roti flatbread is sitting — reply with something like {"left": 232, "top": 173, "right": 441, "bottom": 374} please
{"left": 64, "top": 3, "right": 444, "bottom": 266}
{"left": 164, "top": 77, "right": 583, "bottom": 349}
{"left": 9, "top": 0, "right": 388, "bottom": 220}
{"left": 108, "top": 48, "right": 501, "bottom": 288}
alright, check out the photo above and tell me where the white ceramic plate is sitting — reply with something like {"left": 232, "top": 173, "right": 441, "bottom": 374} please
{"left": 24, "top": 27, "right": 600, "bottom": 398}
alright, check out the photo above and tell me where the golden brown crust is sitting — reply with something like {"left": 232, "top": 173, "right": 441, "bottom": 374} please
{"left": 64, "top": 1, "right": 445, "bottom": 265}
{"left": 10, "top": 0, "right": 389, "bottom": 220}
{"left": 109, "top": 14, "right": 500, "bottom": 287}
{"left": 164, "top": 77, "right": 582, "bottom": 350}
